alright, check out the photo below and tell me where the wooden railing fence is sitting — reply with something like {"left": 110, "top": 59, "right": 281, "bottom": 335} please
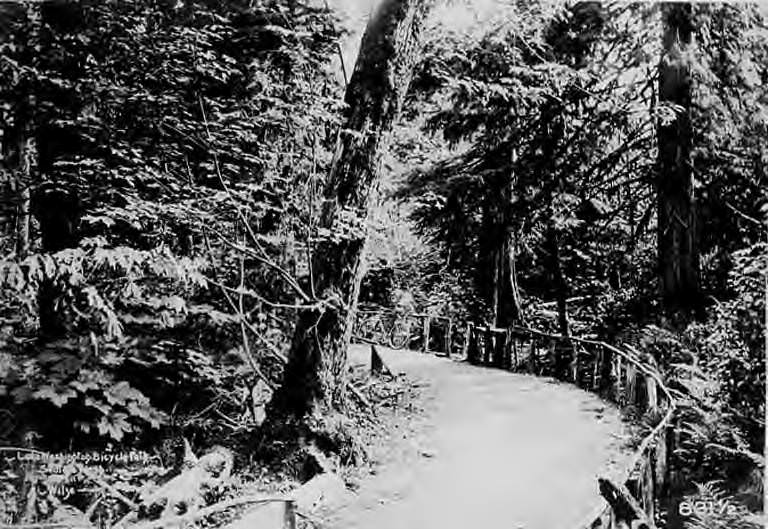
{"left": 460, "top": 324, "right": 678, "bottom": 529}
{"left": 420, "top": 314, "right": 452, "bottom": 356}
{"left": 354, "top": 310, "right": 678, "bottom": 528}
{"left": 353, "top": 310, "right": 454, "bottom": 356}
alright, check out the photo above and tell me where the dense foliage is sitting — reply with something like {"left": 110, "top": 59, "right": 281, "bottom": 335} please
{"left": 0, "top": 1, "right": 765, "bottom": 526}
{"left": 0, "top": 0, "right": 344, "bottom": 449}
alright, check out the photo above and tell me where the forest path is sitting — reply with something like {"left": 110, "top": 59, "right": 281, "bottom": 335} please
{"left": 327, "top": 345, "right": 635, "bottom": 529}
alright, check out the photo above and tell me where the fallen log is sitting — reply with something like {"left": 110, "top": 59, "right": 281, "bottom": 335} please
{"left": 348, "top": 382, "right": 372, "bottom": 409}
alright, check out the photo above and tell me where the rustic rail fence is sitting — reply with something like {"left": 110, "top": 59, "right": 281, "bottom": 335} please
{"left": 462, "top": 323, "right": 677, "bottom": 529}
{"left": 354, "top": 310, "right": 678, "bottom": 528}
{"left": 353, "top": 310, "right": 454, "bottom": 356}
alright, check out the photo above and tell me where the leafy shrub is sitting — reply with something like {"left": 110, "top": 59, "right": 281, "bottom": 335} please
{"left": 684, "top": 242, "right": 765, "bottom": 451}
{"left": 0, "top": 0, "right": 344, "bottom": 451}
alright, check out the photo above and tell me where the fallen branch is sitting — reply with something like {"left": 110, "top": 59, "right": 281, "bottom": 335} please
{"left": 347, "top": 382, "right": 371, "bottom": 409}
{"left": 537, "top": 296, "right": 595, "bottom": 309}
{"left": 117, "top": 496, "right": 293, "bottom": 529}
{"left": 378, "top": 389, "right": 406, "bottom": 401}
{"left": 705, "top": 442, "right": 765, "bottom": 468}
{"left": 215, "top": 409, "right": 244, "bottom": 429}
{"left": 295, "top": 509, "right": 324, "bottom": 529}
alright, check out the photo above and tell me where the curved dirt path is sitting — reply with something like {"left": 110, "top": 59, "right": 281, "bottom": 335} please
{"left": 329, "top": 345, "right": 634, "bottom": 529}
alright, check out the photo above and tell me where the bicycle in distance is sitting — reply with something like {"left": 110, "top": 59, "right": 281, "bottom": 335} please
{"left": 353, "top": 304, "right": 417, "bottom": 350}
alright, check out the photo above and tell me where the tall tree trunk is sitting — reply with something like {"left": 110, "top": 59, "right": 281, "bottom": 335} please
{"left": 272, "top": 0, "right": 434, "bottom": 418}
{"left": 493, "top": 227, "right": 524, "bottom": 328}
{"left": 15, "top": 135, "right": 34, "bottom": 259}
{"left": 494, "top": 159, "right": 524, "bottom": 328}
{"left": 547, "top": 224, "right": 570, "bottom": 337}
{"left": 658, "top": 3, "right": 700, "bottom": 316}
{"left": 477, "top": 196, "right": 496, "bottom": 319}
{"left": 2, "top": 117, "right": 33, "bottom": 260}
{"left": 7, "top": 1, "right": 42, "bottom": 259}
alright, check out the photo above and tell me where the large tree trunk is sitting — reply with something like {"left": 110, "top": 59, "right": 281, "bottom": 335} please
{"left": 2, "top": 115, "right": 34, "bottom": 260}
{"left": 477, "top": 197, "right": 496, "bottom": 319}
{"left": 493, "top": 228, "right": 524, "bottom": 328}
{"left": 272, "top": 0, "right": 434, "bottom": 418}
{"left": 493, "top": 166, "right": 524, "bottom": 328}
{"left": 658, "top": 3, "right": 700, "bottom": 315}
{"left": 19, "top": 2, "right": 83, "bottom": 338}
{"left": 5, "top": 2, "right": 41, "bottom": 259}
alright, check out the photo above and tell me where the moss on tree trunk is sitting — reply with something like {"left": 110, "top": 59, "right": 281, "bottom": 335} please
{"left": 271, "top": 0, "right": 435, "bottom": 419}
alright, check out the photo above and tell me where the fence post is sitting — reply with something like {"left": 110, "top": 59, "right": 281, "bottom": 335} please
{"left": 463, "top": 323, "right": 472, "bottom": 359}
{"left": 600, "top": 346, "right": 614, "bottom": 396}
{"left": 445, "top": 318, "right": 453, "bottom": 357}
{"left": 422, "top": 315, "right": 431, "bottom": 354}
{"left": 646, "top": 376, "right": 658, "bottom": 414}
{"left": 504, "top": 329, "right": 512, "bottom": 370}
{"left": 512, "top": 332, "right": 519, "bottom": 369}
{"left": 493, "top": 330, "right": 505, "bottom": 368}
{"left": 571, "top": 343, "right": 580, "bottom": 384}
{"left": 592, "top": 347, "right": 600, "bottom": 391}
{"left": 283, "top": 500, "right": 297, "bottom": 529}
{"left": 626, "top": 364, "right": 637, "bottom": 408}
{"left": 643, "top": 457, "right": 655, "bottom": 523}
{"left": 634, "top": 372, "right": 647, "bottom": 413}
{"left": 483, "top": 326, "right": 493, "bottom": 365}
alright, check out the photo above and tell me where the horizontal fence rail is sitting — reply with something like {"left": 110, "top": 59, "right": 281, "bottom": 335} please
{"left": 463, "top": 323, "right": 677, "bottom": 529}
{"left": 353, "top": 309, "right": 676, "bottom": 528}
{"left": 352, "top": 310, "right": 453, "bottom": 356}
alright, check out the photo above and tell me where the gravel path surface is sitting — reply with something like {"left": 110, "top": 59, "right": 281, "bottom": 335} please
{"left": 327, "top": 345, "right": 634, "bottom": 529}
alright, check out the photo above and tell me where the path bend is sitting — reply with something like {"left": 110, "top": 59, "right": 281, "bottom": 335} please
{"left": 329, "top": 345, "right": 635, "bottom": 529}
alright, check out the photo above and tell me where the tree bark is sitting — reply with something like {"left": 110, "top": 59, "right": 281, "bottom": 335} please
{"left": 658, "top": 3, "right": 700, "bottom": 316}
{"left": 15, "top": 135, "right": 34, "bottom": 259}
{"left": 494, "top": 227, "right": 524, "bottom": 328}
{"left": 477, "top": 196, "right": 496, "bottom": 319}
{"left": 272, "top": 0, "right": 435, "bottom": 418}
{"left": 2, "top": 115, "right": 34, "bottom": 260}
{"left": 4, "top": 2, "right": 41, "bottom": 259}
{"left": 547, "top": 223, "right": 570, "bottom": 337}
{"left": 492, "top": 145, "right": 525, "bottom": 329}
